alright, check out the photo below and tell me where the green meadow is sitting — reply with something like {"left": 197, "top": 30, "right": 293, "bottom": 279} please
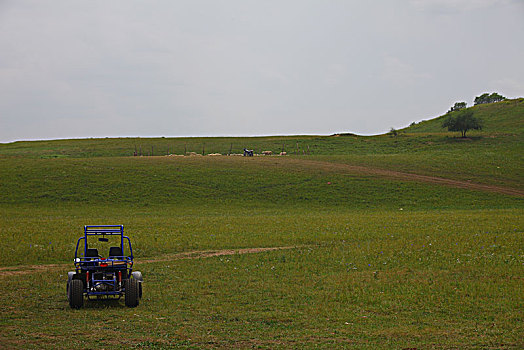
{"left": 0, "top": 100, "right": 523, "bottom": 348}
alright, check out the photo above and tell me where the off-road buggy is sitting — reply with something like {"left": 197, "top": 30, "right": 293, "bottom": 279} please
{"left": 67, "top": 225, "right": 143, "bottom": 308}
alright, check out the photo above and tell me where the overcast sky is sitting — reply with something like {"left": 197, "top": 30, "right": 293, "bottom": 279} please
{"left": 1, "top": 0, "right": 523, "bottom": 143}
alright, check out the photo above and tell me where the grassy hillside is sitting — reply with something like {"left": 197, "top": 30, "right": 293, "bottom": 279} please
{"left": 404, "top": 98, "right": 524, "bottom": 134}
{"left": 1, "top": 97, "right": 522, "bottom": 193}
{"left": 1, "top": 128, "right": 522, "bottom": 159}
{"left": 1, "top": 132, "right": 522, "bottom": 191}
{"left": 1, "top": 156, "right": 521, "bottom": 210}
{"left": 1, "top": 98, "right": 522, "bottom": 159}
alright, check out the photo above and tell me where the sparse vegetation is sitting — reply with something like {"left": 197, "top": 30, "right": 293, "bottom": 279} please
{"left": 388, "top": 127, "right": 398, "bottom": 136}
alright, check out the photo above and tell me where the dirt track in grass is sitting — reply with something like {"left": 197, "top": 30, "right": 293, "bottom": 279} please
{"left": 0, "top": 246, "right": 299, "bottom": 277}
{"left": 293, "top": 159, "right": 524, "bottom": 197}
{"left": 139, "top": 246, "right": 297, "bottom": 264}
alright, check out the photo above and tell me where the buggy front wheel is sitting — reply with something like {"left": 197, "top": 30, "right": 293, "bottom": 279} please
{"left": 125, "top": 278, "right": 139, "bottom": 307}
{"left": 69, "top": 279, "right": 84, "bottom": 309}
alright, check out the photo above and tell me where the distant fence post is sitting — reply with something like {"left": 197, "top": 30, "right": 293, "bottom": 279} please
{"left": 151, "top": 146, "right": 154, "bottom": 156}
{"left": 184, "top": 144, "right": 187, "bottom": 156}
{"left": 229, "top": 143, "right": 232, "bottom": 156}
{"left": 202, "top": 144, "right": 205, "bottom": 156}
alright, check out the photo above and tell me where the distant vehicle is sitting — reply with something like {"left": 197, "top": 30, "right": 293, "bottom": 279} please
{"left": 67, "top": 225, "right": 143, "bottom": 308}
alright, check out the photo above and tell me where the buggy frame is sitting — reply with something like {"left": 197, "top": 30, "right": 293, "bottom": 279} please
{"left": 67, "top": 225, "right": 142, "bottom": 308}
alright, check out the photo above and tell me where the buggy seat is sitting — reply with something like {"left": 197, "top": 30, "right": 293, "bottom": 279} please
{"left": 108, "top": 246, "right": 127, "bottom": 266}
{"left": 82, "top": 248, "right": 99, "bottom": 267}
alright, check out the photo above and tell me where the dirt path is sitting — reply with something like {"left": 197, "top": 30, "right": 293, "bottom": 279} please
{"left": 0, "top": 246, "right": 299, "bottom": 277}
{"left": 140, "top": 246, "right": 296, "bottom": 264}
{"left": 295, "top": 159, "right": 524, "bottom": 197}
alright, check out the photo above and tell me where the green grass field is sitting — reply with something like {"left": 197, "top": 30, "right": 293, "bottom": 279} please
{"left": 1, "top": 205, "right": 522, "bottom": 348}
{"left": 1, "top": 100, "right": 523, "bottom": 348}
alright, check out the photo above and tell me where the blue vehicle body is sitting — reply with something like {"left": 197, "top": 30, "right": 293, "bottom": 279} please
{"left": 67, "top": 225, "right": 142, "bottom": 308}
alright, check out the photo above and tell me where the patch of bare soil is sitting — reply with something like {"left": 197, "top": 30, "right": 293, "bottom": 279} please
{"left": 0, "top": 246, "right": 299, "bottom": 277}
{"left": 0, "top": 263, "right": 66, "bottom": 276}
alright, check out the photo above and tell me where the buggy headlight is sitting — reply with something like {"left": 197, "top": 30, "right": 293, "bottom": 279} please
{"left": 75, "top": 258, "right": 80, "bottom": 263}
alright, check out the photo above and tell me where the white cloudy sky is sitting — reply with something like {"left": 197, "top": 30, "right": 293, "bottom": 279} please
{"left": 0, "top": 0, "right": 523, "bottom": 142}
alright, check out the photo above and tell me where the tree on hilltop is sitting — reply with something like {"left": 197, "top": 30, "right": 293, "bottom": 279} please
{"left": 474, "top": 92, "right": 506, "bottom": 105}
{"left": 442, "top": 110, "right": 482, "bottom": 138}
{"left": 448, "top": 101, "right": 467, "bottom": 113}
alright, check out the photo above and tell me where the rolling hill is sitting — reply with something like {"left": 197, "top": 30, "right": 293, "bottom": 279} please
{"left": 402, "top": 98, "right": 524, "bottom": 134}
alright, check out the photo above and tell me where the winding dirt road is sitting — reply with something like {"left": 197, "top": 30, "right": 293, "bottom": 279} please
{"left": 295, "top": 159, "right": 524, "bottom": 197}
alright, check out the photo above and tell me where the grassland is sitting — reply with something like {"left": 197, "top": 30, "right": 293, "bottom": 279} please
{"left": 0, "top": 100, "right": 523, "bottom": 348}
{"left": 1, "top": 205, "right": 522, "bottom": 348}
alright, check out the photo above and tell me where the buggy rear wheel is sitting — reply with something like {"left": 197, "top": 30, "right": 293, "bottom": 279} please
{"left": 69, "top": 279, "right": 84, "bottom": 309}
{"left": 125, "top": 278, "right": 139, "bottom": 307}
